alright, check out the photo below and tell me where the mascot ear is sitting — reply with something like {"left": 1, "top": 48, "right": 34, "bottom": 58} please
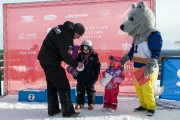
{"left": 132, "top": 3, "right": 137, "bottom": 9}
{"left": 137, "top": 1, "right": 147, "bottom": 11}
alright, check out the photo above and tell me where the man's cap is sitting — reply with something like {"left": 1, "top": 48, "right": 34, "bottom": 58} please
{"left": 74, "top": 23, "right": 85, "bottom": 36}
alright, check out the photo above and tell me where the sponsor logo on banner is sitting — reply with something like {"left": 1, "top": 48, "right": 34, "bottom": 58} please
{"left": 99, "top": 9, "right": 111, "bottom": 20}
{"left": 176, "top": 69, "right": 180, "bottom": 87}
{"left": 177, "top": 69, "right": 180, "bottom": 78}
{"left": 19, "top": 33, "right": 37, "bottom": 39}
{"left": 125, "top": 63, "right": 134, "bottom": 72}
{"left": 11, "top": 66, "right": 27, "bottom": 72}
{"left": 118, "top": 8, "right": 131, "bottom": 18}
{"left": 176, "top": 82, "right": 180, "bottom": 87}
{"left": 64, "top": 14, "right": 88, "bottom": 18}
{"left": 122, "top": 42, "right": 131, "bottom": 51}
{"left": 118, "top": 29, "right": 126, "bottom": 35}
{"left": 44, "top": 14, "right": 57, "bottom": 21}
{"left": 21, "top": 15, "right": 34, "bottom": 23}
{"left": 82, "top": 25, "right": 108, "bottom": 39}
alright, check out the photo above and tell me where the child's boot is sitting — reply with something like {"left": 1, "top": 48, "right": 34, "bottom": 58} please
{"left": 88, "top": 104, "right": 94, "bottom": 110}
{"left": 75, "top": 104, "right": 84, "bottom": 110}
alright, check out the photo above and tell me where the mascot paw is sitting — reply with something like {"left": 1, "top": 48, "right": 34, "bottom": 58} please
{"left": 121, "top": 54, "right": 129, "bottom": 65}
{"left": 144, "top": 59, "right": 158, "bottom": 77}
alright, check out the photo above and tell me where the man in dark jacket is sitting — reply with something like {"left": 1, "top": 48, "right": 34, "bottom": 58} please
{"left": 38, "top": 21, "right": 85, "bottom": 117}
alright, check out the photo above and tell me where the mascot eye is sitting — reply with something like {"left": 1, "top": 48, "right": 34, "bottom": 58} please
{"left": 129, "top": 17, "right": 134, "bottom": 21}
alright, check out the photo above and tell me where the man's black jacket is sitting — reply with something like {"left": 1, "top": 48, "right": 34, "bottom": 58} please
{"left": 38, "top": 21, "right": 78, "bottom": 68}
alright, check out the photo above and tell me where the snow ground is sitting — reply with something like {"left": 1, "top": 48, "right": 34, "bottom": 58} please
{"left": 0, "top": 95, "right": 180, "bottom": 120}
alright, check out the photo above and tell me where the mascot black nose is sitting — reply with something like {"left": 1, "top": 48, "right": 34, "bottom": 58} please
{"left": 120, "top": 24, "right": 124, "bottom": 31}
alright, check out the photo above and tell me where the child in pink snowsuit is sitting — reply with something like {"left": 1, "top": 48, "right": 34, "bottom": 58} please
{"left": 102, "top": 56, "right": 125, "bottom": 112}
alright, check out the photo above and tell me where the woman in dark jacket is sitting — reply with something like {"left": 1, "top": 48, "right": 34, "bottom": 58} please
{"left": 38, "top": 21, "right": 85, "bottom": 117}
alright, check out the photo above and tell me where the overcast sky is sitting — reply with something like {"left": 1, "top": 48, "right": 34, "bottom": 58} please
{"left": 0, "top": 0, "right": 180, "bottom": 50}
{"left": 156, "top": 0, "right": 180, "bottom": 50}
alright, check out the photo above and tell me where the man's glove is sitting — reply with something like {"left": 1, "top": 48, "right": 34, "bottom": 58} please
{"left": 144, "top": 59, "right": 158, "bottom": 77}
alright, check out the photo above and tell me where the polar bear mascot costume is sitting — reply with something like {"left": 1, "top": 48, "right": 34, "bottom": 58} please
{"left": 120, "top": 1, "right": 163, "bottom": 116}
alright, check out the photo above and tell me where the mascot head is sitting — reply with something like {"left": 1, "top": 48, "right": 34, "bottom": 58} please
{"left": 120, "top": 1, "right": 156, "bottom": 43}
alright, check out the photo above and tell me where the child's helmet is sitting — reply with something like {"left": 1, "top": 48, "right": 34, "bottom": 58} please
{"left": 80, "top": 39, "right": 93, "bottom": 51}
{"left": 81, "top": 39, "right": 92, "bottom": 46}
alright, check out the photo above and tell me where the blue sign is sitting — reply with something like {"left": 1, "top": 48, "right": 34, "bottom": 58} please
{"left": 160, "top": 57, "right": 180, "bottom": 101}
